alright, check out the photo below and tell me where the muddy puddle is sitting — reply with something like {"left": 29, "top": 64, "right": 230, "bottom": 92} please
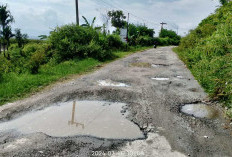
{"left": 151, "top": 77, "right": 170, "bottom": 81}
{"left": 130, "top": 62, "right": 151, "bottom": 68}
{"left": 181, "top": 104, "right": 218, "bottom": 119}
{"left": 98, "top": 80, "right": 129, "bottom": 87}
{"left": 130, "top": 62, "right": 168, "bottom": 68}
{"left": 0, "top": 101, "right": 144, "bottom": 139}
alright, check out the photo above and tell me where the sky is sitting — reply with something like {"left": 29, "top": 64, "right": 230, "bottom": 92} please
{"left": 0, "top": 0, "right": 220, "bottom": 38}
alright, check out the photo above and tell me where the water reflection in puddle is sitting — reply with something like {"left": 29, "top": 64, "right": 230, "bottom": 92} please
{"left": 0, "top": 101, "right": 144, "bottom": 139}
{"left": 151, "top": 77, "right": 170, "bottom": 81}
{"left": 151, "top": 64, "right": 159, "bottom": 68}
{"left": 98, "top": 80, "right": 129, "bottom": 87}
{"left": 181, "top": 104, "right": 218, "bottom": 119}
{"left": 176, "top": 76, "right": 183, "bottom": 79}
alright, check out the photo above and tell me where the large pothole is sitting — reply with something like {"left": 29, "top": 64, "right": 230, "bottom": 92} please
{"left": 0, "top": 101, "right": 144, "bottom": 139}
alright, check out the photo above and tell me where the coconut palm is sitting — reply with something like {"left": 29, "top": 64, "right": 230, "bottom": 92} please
{"left": 15, "top": 28, "right": 28, "bottom": 48}
{"left": 2, "top": 26, "right": 14, "bottom": 58}
{"left": 0, "top": 4, "right": 14, "bottom": 56}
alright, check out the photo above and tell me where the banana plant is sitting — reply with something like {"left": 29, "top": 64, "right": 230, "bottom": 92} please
{"left": 81, "top": 16, "right": 101, "bottom": 30}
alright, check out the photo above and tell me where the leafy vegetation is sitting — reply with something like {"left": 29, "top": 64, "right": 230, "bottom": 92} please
{"left": 159, "top": 29, "right": 181, "bottom": 46}
{"left": 174, "top": 2, "right": 232, "bottom": 118}
{"left": 107, "top": 10, "right": 127, "bottom": 29}
{"left": 0, "top": 5, "right": 178, "bottom": 105}
{"left": 0, "top": 5, "right": 154, "bottom": 105}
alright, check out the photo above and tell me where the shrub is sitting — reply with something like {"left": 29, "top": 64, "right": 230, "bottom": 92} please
{"left": 158, "top": 37, "right": 170, "bottom": 46}
{"left": 136, "top": 36, "right": 154, "bottom": 46}
{"left": 22, "top": 43, "right": 40, "bottom": 57}
{"left": 176, "top": 2, "right": 232, "bottom": 112}
{"left": 28, "top": 49, "right": 46, "bottom": 74}
{"left": 49, "top": 25, "right": 100, "bottom": 62}
{"left": 107, "top": 34, "right": 125, "bottom": 50}
{"left": 0, "top": 65, "right": 3, "bottom": 82}
{"left": 159, "top": 29, "right": 181, "bottom": 45}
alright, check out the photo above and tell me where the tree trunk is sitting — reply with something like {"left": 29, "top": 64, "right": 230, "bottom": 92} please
{"left": 3, "top": 44, "right": 6, "bottom": 58}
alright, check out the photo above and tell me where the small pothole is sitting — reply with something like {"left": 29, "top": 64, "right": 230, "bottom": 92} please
{"left": 98, "top": 80, "right": 129, "bottom": 87}
{"left": 151, "top": 77, "right": 170, "bottom": 81}
{"left": 180, "top": 104, "right": 218, "bottom": 119}
{"left": 130, "top": 62, "right": 151, "bottom": 68}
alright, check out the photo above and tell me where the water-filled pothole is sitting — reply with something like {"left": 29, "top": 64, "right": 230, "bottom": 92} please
{"left": 176, "top": 75, "right": 183, "bottom": 79}
{"left": 98, "top": 80, "right": 129, "bottom": 87}
{"left": 151, "top": 64, "right": 169, "bottom": 68}
{"left": 0, "top": 101, "right": 144, "bottom": 139}
{"left": 181, "top": 104, "right": 218, "bottom": 119}
{"left": 151, "top": 77, "right": 170, "bottom": 81}
{"left": 130, "top": 62, "right": 151, "bottom": 68}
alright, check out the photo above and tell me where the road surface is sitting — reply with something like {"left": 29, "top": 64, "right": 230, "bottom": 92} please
{"left": 0, "top": 47, "right": 232, "bottom": 157}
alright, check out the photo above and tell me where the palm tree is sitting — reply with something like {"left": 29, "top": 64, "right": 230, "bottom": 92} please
{"left": 15, "top": 28, "right": 28, "bottom": 48}
{"left": 2, "top": 26, "right": 14, "bottom": 58}
{"left": 81, "top": 16, "right": 101, "bottom": 30}
{"left": 0, "top": 4, "right": 14, "bottom": 57}
{"left": 0, "top": 5, "right": 14, "bottom": 30}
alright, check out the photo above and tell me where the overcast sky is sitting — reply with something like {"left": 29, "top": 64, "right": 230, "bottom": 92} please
{"left": 0, "top": 0, "right": 220, "bottom": 38}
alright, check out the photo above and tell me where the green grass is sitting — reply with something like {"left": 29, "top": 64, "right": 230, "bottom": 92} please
{"left": 0, "top": 58, "right": 100, "bottom": 105}
{"left": 0, "top": 46, "right": 151, "bottom": 106}
{"left": 173, "top": 2, "right": 232, "bottom": 118}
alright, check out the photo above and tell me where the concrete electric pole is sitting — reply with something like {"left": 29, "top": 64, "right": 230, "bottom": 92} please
{"left": 160, "top": 22, "right": 167, "bottom": 31}
{"left": 75, "top": 0, "right": 79, "bottom": 25}
{"left": 126, "top": 13, "right": 130, "bottom": 50}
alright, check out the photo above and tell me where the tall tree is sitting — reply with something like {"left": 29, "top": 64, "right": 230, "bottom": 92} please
{"left": 2, "top": 26, "right": 14, "bottom": 58}
{"left": 220, "top": 0, "right": 229, "bottom": 5}
{"left": 107, "top": 10, "right": 126, "bottom": 29}
{"left": 15, "top": 28, "right": 28, "bottom": 48}
{"left": 0, "top": 4, "right": 14, "bottom": 56}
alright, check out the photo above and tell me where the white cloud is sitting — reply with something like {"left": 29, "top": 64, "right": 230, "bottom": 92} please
{"left": 0, "top": 0, "right": 219, "bottom": 38}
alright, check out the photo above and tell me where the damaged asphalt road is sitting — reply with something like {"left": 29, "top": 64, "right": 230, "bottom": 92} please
{"left": 0, "top": 47, "right": 232, "bottom": 157}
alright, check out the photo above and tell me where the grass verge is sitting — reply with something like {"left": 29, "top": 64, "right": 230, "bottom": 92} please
{"left": 173, "top": 47, "right": 232, "bottom": 118}
{"left": 0, "top": 46, "right": 152, "bottom": 106}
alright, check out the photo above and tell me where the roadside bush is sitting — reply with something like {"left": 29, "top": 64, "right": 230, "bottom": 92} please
{"left": 49, "top": 25, "right": 100, "bottom": 62}
{"left": 136, "top": 36, "right": 154, "bottom": 46}
{"left": 0, "top": 65, "right": 3, "bottom": 82}
{"left": 158, "top": 37, "right": 170, "bottom": 46}
{"left": 28, "top": 49, "right": 46, "bottom": 74}
{"left": 175, "top": 1, "right": 232, "bottom": 115}
{"left": 159, "top": 29, "right": 181, "bottom": 45}
{"left": 0, "top": 56, "right": 12, "bottom": 73}
{"left": 107, "top": 34, "right": 125, "bottom": 50}
{"left": 22, "top": 43, "right": 40, "bottom": 57}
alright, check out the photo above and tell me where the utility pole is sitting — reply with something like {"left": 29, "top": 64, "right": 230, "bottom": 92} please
{"left": 160, "top": 22, "right": 167, "bottom": 31}
{"left": 126, "top": 13, "right": 130, "bottom": 49}
{"left": 75, "top": 0, "right": 79, "bottom": 25}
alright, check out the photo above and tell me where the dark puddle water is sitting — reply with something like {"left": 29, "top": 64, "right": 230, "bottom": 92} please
{"left": 0, "top": 101, "right": 144, "bottom": 139}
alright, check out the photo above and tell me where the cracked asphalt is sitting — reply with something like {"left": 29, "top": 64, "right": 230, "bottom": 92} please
{"left": 0, "top": 47, "right": 232, "bottom": 157}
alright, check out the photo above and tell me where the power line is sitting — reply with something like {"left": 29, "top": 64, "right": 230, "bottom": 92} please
{"left": 94, "top": 0, "right": 160, "bottom": 27}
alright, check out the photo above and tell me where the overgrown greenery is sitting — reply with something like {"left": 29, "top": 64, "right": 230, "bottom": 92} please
{"left": 0, "top": 6, "right": 154, "bottom": 105}
{"left": 174, "top": 2, "right": 232, "bottom": 118}
{"left": 0, "top": 6, "right": 178, "bottom": 105}
{"left": 159, "top": 29, "right": 181, "bottom": 45}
